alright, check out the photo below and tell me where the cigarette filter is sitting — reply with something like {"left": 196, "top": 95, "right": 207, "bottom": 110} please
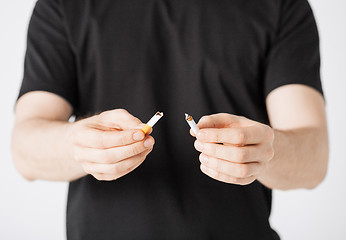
{"left": 141, "top": 112, "right": 164, "bottom": 134}
{"left": 185, "top": 113, "right": 199, "bottom": 135}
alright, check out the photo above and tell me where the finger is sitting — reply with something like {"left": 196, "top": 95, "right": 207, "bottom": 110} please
{"left": 194, "top": 140, "right": 259, "bottom": 163}
{"left": 96, "top": 109, "right": 143, "bottom": 130}
{"left": 197, "top": 113, "right": 244, "bottom": 129}
{"left": 82, "top": 149, "right": 152, "bottom": 175}
{"left": 199, "top": 153, "right": 261, "bottom": 178}
{"left": 74, "top": 128, "right": 146, "bottom": 149}
{"left": 196, "top": 125, "right": 266, "bottom": 145}
{"left": 74, "top": 136, "right": 155, "bottom": 164}
{"left": 92, "top": 155, "right": 147, "bottom": 181}
{"left": 200, "top": 164, "right": 257, "bottom": 185}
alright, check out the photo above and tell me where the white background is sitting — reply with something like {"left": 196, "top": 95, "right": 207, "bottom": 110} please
{"left": 0, "top": 0, "right": 345, "bottom": 239}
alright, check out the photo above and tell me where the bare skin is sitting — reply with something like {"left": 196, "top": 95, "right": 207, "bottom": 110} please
{"left": 12, "top": 91, "right": 154, "bottom": 181}
{"left": 12, "top": 84, "right": 328, "bottom": 189}
{"left": 192, "top": 84, "right": 328, "bottom": 190}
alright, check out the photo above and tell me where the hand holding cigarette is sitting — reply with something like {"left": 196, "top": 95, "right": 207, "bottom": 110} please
{"left": 191, "top": 113, "right": 275, "bottom": 185}
{"left": 70, "top": 109, "right": 155, "bottom": 181}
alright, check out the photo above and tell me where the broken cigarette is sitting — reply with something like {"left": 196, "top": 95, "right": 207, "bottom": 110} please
{"left": 185, "top": 113, "right": 199, "bottom": 135}
{"left": 141, "top": 112, "right": 164, "bottom": 134}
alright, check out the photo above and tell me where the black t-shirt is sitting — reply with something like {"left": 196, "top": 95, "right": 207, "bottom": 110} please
{"left": 19, "top": 0, "right": 323, "bottom": 239}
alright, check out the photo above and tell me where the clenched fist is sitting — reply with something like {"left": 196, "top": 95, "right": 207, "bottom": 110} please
{"left": 192, "top": 113, "right": 275, "bottom": 185}
{"left": 70, "top": 109, "right": 154, "bottom": 181}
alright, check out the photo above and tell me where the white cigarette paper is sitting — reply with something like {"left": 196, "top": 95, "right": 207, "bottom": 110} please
{"left": 141, "top": 111, "right": 164, "bottom": 134}
{"left": 185, "top": 113, "right": 199, "bottom": 135}
{"left": 147, "top": 112, "right": 164, "bottom": 127}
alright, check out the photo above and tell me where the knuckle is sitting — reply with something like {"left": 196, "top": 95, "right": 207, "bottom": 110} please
{"left": 94, "top": 172, "right": 117, "bottom": 181}
{"left": 125, "top": 161, "right": 137, "bottom": 172}
{"left": 200, "top": 116, "right": 208, "bottom": 122}
{"left": 99, "top": 111, "right": 109, "bottom": 119}
{"left": 96, "top": 131, "right": 106, "bottom": 148}
{"left": 214, "top": 171, "right": 220, "bottom": 180}
{"left": 102, "top": 177, "right": 114, "bottom": 181}
{"left": 236, "top": 131, "right": 246, "bottom": 144}
{"left": 214, "top": 159, "right": 221, "bottom": 172}
{"left": 238, "top": 180, "right": 249, "bottom": 186}
{"left": 116, "top": 108, "right": 129, "bottom": 116}
{"left": 208, "top": 167, "right": 218, "bottom": 179}
{"left": 117, "top": 108, "right": 128, "bottom": 113}
{"left": 102, "top": 151, "right": 113, "bottom": 163}
{"left": 127, "top": 164, "right": 138, "bottom": 173}
{"left": 225, "top": 176, "right": 236, "bottom": 184}
{"left": 110, "top": 164, "right": 121, "bottom": 174}
{"left": 238, "top": 165, "right": 250, "bottom": 178}
{"left": 208, "top": 144, "right": 218, "bottom": 157}
{"left": 139, "top": 150, "right": 149, "bottom": 159}
{"left": 200, "top": 116, "right": 211, "bottom": 126}
{"left": 120, "top": 132, "right": 129, "bottom": 146}
{"left": 243, "top": 177, "right": 256, "bottom": 185}
{"left": 100, "top": 109, "right": 127, "bottom": 121}
{"left": 224, "top": 175, "right": 236, "bottom": 184}
{"left": 81, "top": 164, "right": 91, "bottom": 174}
{"left": 236, "top": 149, "right": 247, "bottom": 162}
{"left": 233, "top": 176, "right": 247, "bottom": 185}
{"left": 214, "top": 132, "right": 221, "bottom": 143}
{"left": 101, "top": 178, "right": 112, "bottom": 181}
{"left": 215, "top": 113, "right": 227, "bottom": 120}
{"left": 128, "top": 147, "right": 137, "bottom": 157}
{"left": 128, "top": 144, "right": 141, "bottom": 157}
{"left": 200, "top": 164, "right": 204, "bottom": 173}
{"left": 93, "top": 174, "right": 103, "bottom": 181}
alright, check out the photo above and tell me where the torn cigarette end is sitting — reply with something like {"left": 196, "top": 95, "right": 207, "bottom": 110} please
{"left": 185, "top": 113, "right": 199, "bottom": 135}
{"left": 141, "top": 111, "right": 164, "bottom": 134}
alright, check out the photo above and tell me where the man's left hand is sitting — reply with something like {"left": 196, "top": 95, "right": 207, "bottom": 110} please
{"left": 192, "top": 113, "right": 275, "bottom": 185}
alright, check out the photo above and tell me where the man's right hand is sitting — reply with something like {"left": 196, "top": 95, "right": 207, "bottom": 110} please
{"left": 70, "top": 109, "right": 155, "bottom": 181}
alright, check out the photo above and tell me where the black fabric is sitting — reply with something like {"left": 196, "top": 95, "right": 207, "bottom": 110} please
{"left": 19, "top": 0, "right": 322, "bottom": 239}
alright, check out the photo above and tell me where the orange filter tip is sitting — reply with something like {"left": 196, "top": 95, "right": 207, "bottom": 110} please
{"left": 141, "top": 124, "right": 152, "bottom": 134}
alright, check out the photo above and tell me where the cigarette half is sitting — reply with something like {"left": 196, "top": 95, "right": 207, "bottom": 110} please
{"left": 141, "top": 112, "right": 164, "bottom": 134}
{"left": 185, "top": 113, "right": 199, "bottom": 135}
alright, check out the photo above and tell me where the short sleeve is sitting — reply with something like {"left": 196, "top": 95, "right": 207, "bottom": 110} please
{"left": 18, "top": 0, "right": 78, "bottom": 110}
{"left": 264, "top": 0, "right": 323, "bottom": 97}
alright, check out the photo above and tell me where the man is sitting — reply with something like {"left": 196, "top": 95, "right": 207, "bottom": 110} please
{"left": 12, "top": 0, "right": 328, "bottom": 239}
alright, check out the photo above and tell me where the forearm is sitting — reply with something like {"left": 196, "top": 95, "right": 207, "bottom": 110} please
{"left": 11, "top": 118, "right": 86, "bottom": 181}
{"left": 258, "top": 127, "right": 329, "bottom": 190}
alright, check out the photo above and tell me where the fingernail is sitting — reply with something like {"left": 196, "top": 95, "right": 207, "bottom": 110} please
{"left": 144, "top": 138, "right": 154, "bottom": 148}
{"left": 200, "top": 154, "right": 208, "bottom": 163}
{"left": 133, "top": 131, "right": 144, "bottom": 141}
{"left": 195, "top": 141, "right": 204, "bottom": 151}
{"left": 197, "top": 131, "right": 206, "bottom": 140}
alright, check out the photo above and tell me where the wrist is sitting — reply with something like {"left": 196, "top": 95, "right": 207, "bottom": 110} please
{"left": 64, "top": 121, "right": 87, "bottom": 181}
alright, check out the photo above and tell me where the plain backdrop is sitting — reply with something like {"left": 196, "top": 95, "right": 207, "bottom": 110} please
{"left": 0, "top": 0, "right": 345, "bottom": 239}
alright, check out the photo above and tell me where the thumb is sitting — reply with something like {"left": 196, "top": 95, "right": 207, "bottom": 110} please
{"left": 197, "top": 113, "right": 245, "bottom": 129}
